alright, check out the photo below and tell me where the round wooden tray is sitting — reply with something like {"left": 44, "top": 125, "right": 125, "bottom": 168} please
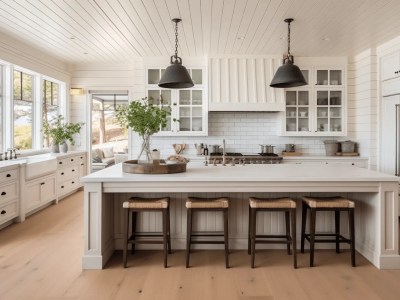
{"left": 122, "top": 159, "right": 187, "bottom": 174}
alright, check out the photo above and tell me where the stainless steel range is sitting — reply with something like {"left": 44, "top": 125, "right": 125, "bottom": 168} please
{"left": 207, "top": 152, "right": 282, "bottom": 165}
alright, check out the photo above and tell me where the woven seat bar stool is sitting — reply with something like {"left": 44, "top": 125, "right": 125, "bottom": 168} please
{"left": 300, "top": 196, "right": 356, "bottom": 267}
{"left": 122, "top": 197, "right": 171, "bottom": 268}
{"left": 248, "top": 197, "right": 297, "bottom": 268}
{"left": 186, "top": 197, "right": 229, "bottom": 268}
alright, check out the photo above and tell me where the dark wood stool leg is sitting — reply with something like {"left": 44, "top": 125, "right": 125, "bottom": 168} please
{"left": 186, "top": 208, "right": 192, "bottom": 268}
{"left": 167, "top": 205, "right": 172, "bottom": 254}
{"left": 162, "top": 208, "right": 168, "bottom": 268}
{"left": 291, "top": 208, "right": 297, "bottom": 268}
{"left": 123, "top": 209, "right": 129, "bottom": 268}
{"left": 335, "top": 210, "right": 340, "bottom": 254}
{"left": 301, "top": 203, "right": 307, "bottom": 253}
{"left": 224, "top": 208, "right": 229, "bottom": 268}
{"left": 131, "top": 211, "right": 137, "bottom": 254}
{"left": 248, "top": 204, "right": 251, "bottom": 255}
{"left": 285, "top": 211, "right": 291, "bottom": 255}
{"left": 251, "top": 208, "right": 257, "bottom": 268}
{"left": 349, "top": 208, "right": 356, "bottom": 267}
{"left": 309, "top": 208, "right": 316, "bottom": 267}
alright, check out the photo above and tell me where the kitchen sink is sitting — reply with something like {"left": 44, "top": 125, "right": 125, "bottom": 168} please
{"left": 13, "top": 156, "right": 58, "bottom": 180}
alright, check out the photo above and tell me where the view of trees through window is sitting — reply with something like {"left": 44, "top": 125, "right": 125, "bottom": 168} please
{"left": 92, "top": 94, "right": 128, "bottom": 153}
{"left": 13, "top": 70, "right": 33, "bottom": 149}
{"left": 42, "top": 80, "right": 59, "bottom": 147}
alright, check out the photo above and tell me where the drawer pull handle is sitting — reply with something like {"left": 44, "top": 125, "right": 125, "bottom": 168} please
{"left": 72, "top": 169, "right": 75, "bottom": 172}
{"left": 80, "top": 163, "right": 84, "bottom": 166}
{"left": 1, "top": 192, "right": 6, "bottom": 195}
{"left": 1, "top": 210, "right": 5, "bottom": 215}
{"left": 61, "top": 186, "right": 64, "bottom": 188}
{"left": 72, "top": 181, "right": 75, "bottom": 184}
{"left": 59, "top": 162, "right": 62, "bottom": 164}
{"left": 40, "top": 182, "right": 45, "bottom": 185}
{"left": 80, "top": 157, "right": 83, "bottom": 159}
{"left": 61, "top": 172, "right": 64, "bottom": 175}
{"left": 71, "top": 159, "right": 74, "bottom": 162}
{"left": 6, "top": 174, "right": 11, "bottom": 177}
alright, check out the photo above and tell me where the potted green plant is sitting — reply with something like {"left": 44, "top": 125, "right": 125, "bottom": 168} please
{"left": 115, "top": 97, "right": 170, "bottom": 160}
{"left": 43, "top": 115, "right": 84, "bottom": 153}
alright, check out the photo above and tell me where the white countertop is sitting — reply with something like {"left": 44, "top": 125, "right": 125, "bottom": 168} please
{"left": 282, "top": 155, "right": 368, "bottom": 160}
{"left": 82, "top": 162, "right": 398, "bottom": 183}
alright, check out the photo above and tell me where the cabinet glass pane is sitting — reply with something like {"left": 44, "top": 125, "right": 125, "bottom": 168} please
{"left": 301, "top": 70, "right": 309, "bottom": 84}
{"left": 330, "top": 117, "right": 342, "bottom": 132}
{"left": 192, "top": 90, "right": 202, "bottom": 105}
{"left": 317, "top": 91, "right": 328, "bottom": 105}
{"left": 286, "top": 119, "right": 296, "bottom": 131}
{"left": 148, "top": 90, "right": 160, "bottom": 105}
{"left": 316, "top": 117, "right": 329, "bottom": 132}
{"left": 330, "top": 91, "right": 341, "bottom": 105}
{"left": 317, "top": 107, "right": 328, "bottom": 118}
{"left": 298, "top": 107, "right": 309, "bottom": 118}
{"left": 148, "top": 69, "right": 159, "bottom": 84}
{"left": 180, "top": 107, "right": 190, "bottom": 117}
{"left": 286, "top": 91, "right": 296, "bottom": 105}
{"left": 286, "top": 107, "right": 296, "bottom": 118}
{"left": 298, "top": 91, "right": 309, "bottom": 105}
{"left": 298, "top": 119, "right": 309, "bottom": 132}
{"left": 317, "top": 70, "right": 328, "bottom": 85}
{"left": 192, "top": 107, "right": 202, "bottom": 117}
{"left": 161, "top": 90, "right": 171, "bottom": 105}
{"left": 192, "top": 69, "right": 202, "bottom": 85}
{"left": 179, "top": 118, "right": 190, "bottom": 131}
{"left": 161, "top": 117, "right": 171, "bottom": 132}
{"left": 192, "top": 118, "right": 202, "bottom": 131}
{"left": 179, "top": 90, "right": 191, "bottom": 105}
{"left": 330, "top": 70, "right": 342, "bottom": 85}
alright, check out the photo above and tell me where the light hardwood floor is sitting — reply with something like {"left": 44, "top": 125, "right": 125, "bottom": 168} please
{"left": 1, "top": 191, "right": 400, "bottom": 300}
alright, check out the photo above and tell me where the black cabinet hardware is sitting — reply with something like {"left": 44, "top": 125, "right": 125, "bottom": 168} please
{"left": 1, "top": 192, "right": 6, "bottom": 195}
{"left": 1, "top": 210, "right": 6, "bottom": 215}
{"left": 6, "top": 174, "right": 11, "bottom": 177}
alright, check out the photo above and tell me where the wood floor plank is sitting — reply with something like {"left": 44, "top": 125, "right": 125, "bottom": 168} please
{"left": 1, "top": 191, "right": 400, "bottom": 300}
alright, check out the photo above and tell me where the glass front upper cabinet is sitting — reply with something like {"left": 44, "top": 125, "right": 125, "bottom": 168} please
{"left": 285, "top": 90, "right": 311, "bottom": 133}
{"left": 315, "top": 68, "right": 343, "bottom": 86}
{"left": 316, "top": 90, "right": 343, "bottom": 133}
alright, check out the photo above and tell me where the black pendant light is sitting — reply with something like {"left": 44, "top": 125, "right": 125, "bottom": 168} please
{"left": 270, "top": 18, "right": 307, "bottom": 88}
{"left": 158, "top": 18, "right": 194, "bottom": 89}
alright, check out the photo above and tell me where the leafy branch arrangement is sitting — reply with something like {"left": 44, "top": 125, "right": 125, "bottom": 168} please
{"left": 115, "top": 97, "right": 170, "bottom": 160}
{"left": 43, "top": 115, "right": 84, "bottom": 146}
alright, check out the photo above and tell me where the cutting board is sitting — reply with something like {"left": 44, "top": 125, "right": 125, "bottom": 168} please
{"left": 281, "top": 151, "right": 302, "bottom": 156}
{"left": 335, "top": 152, "right": 360, "bottom": 156}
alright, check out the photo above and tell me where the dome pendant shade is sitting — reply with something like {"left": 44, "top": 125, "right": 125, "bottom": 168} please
{"left": 158, "top": 18, "right": 194, "bottom": 89}
{"left": 270, "top": 59, "right": 307, "bottom": 88}
{"left": 270, "top": 18, "right": 307, "bottom": 88}
{"left": 158, "top": 57, "right": 194, "bottom": 89}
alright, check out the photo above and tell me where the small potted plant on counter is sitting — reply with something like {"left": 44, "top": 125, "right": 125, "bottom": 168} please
{"left": 43, "top": 115, "right": 84, "bottom": 153}
{"left": 115, "top": 97, "right": 170, "bottom": 161}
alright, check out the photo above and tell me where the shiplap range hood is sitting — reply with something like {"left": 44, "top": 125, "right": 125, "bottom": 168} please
{"left": 208, "top": 57, "right": 285, "bottom": 111}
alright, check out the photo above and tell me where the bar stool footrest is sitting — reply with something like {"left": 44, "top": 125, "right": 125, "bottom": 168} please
{"left": 304, "top": 233, "right": 351, "bottom": 244}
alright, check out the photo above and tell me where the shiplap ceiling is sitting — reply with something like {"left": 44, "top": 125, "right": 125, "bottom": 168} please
{"left": 0, "top": 0, "right": 399, "bottom": 64}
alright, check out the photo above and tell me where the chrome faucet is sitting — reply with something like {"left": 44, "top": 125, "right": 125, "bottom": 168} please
{"left": 222, "top": 139, "right": 226, "bottom": 166}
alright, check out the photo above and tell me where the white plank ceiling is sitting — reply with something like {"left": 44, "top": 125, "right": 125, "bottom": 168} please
{"left": 0, "top": 0, "right": 399, "bottom": 64}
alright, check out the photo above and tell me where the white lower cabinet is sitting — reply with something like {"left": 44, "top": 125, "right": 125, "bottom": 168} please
{"left": 0, "top": 166, "right": 19, "bottom": 226}
{"left": 25, "top": 174, "right": 57, "bottom": 212}
{"left": 282, "top": 157, "right": 368, "bottom": 168}
{"left": 57, "top": 153, "right": 87, "bottom": 199}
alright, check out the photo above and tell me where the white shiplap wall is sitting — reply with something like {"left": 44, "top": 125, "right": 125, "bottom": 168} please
{"left": 347, "top": 49, "right": 378, "bottom": 170}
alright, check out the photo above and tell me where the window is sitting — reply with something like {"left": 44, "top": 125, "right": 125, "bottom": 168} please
{"left": 42, "top": 79, "right": 59, "bottom": 147}
{"left": 13, "top": 70, "right": 34, "bottom": 150}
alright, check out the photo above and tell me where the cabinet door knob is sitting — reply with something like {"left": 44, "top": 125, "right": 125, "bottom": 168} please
{"left": 80, "top": 163, "right": 84, "bottom": 166}
{"left": 72, "top": 169, "right": 75, "bottom": 172}
{"left": 61, "top": 186, "right": 64, "bottom": 188}
{"left": 72, "top": 181, "right": 75, "bottom": 184}
{"left": 40, "top": 182, "right": 45, "bottom": 185}
{"left": 71, "top": 159, "right": 74, "bottom": 161}
{"left": 59, "top": 161, "right": 62, "bottom": 164}
{"left": 6, "top": 174, "right": 11, "bottom": 177}
{"left": 61, "top": 172, "right": 64, "bottom": 175}
{"left": 1, "top": 191, "right": 6, "bottom": 195}
{"left": 1, "top": 210, "right": 6, "bottom": 215}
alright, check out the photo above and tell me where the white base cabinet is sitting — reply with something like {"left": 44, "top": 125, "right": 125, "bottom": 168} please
{"left": 57, "top": 153, "right": 87, "bottom": 199}
{"left": 25, "top": 174, "right": 57, "bottom": 213}
{"left": 0, "top": 166, "right": 19, "bottom": 227}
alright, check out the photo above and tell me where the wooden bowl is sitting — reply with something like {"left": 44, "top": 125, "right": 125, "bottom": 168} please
{"left": 122, "top": 159, "right": 187, "bottom": 174}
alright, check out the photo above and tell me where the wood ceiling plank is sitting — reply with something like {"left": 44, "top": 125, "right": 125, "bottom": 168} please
{"left": 200, "top": 0, "right": 213, "bottom": 54}
{"left": 223, "top": 0, "right": 248, "bottom": 54}
{"left": 188, "top": 0, "right": 203, "bottom": 56}
{"left": 209, "top": 0, "right": 225, "bottom": 54}
{"left": 216, "top": 0, "right": 236, "bottom": 54}
{"left": 176, "top": 0, "right": 198, "bottom": 56}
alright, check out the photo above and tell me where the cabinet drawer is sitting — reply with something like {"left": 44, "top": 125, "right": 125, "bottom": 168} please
{"left": 57, "top": 158, "right": 69, "bottom": 167}
{"left": 40, "top": 177, "right": 56, "bottom": 203}
{"left": 0, "top": 169, "right": 18, "bottom": 184}
{"left": 57, "top": 165, "right": 78, "bottom": 181}
{"left": 0, "top": 201, "right": 18, "bottom": 224}
{"left": 0, "top": 182, "right": 18, "bottom": 205}
{"left": 58, "top": 177, "right": 80, "bottom": 195}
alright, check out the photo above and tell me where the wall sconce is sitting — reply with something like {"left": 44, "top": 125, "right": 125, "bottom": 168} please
{"left": 70, "top": 88, "right": 84, "bottom": 95}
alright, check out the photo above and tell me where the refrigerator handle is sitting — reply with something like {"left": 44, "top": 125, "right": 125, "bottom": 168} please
{"left": 396, "top": 104, "right": 400, "bottom": 176}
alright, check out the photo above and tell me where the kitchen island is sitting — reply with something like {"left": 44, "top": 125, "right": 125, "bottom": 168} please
{"left": 82, "top": 163, "right": 400, "bottom": 270}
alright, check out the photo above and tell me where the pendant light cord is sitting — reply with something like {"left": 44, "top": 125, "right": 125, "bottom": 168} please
{"left": 287, "top": 20, "right": 291, "bottom": 57}
{"left": 174, "top": 21, "right": 179, "bottom": 60}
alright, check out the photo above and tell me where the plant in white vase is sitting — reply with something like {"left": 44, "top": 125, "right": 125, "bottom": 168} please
{"left": 115, "top": 97, "right": 170, "bottom": 161}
